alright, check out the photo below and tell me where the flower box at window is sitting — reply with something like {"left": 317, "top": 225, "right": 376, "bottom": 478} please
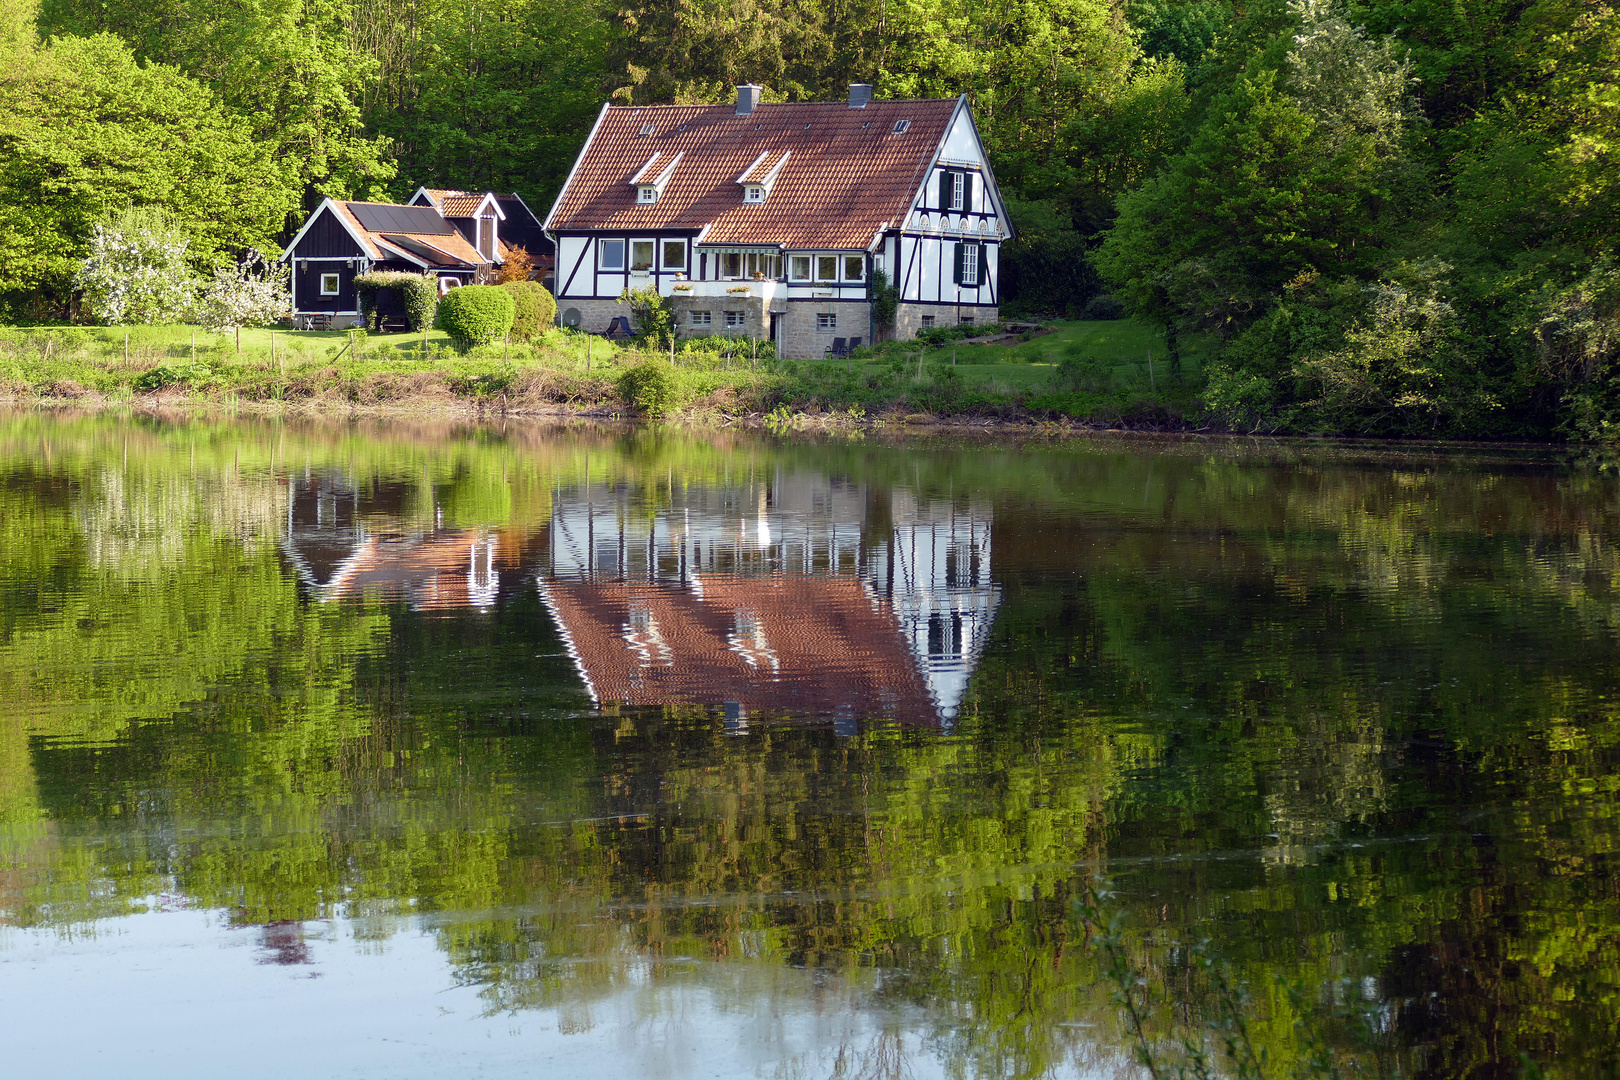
{"left": 661, "top": 240, "right": 687, "bottom": 270}
{"left": 816, "top": 312, "right": 837, "bottom": 330}
{"left": 689, "top": 310, "right": 711, "bottom": 327}
{"left": 631, "top": 241, "right": 655, "bottom": 271}
{"left": 599, "top": 239, "right": 625, "bottom": 270}
{"left": 319, "top": 273, "right": 340, "bottom": 296}
{"left": 672, "top": 283, "right": 694, "bottom": 292}
{"left": 726, "top": 285, "right": 751, "bottom": 294}
{"left": 724, "top": 310, "right": 746, "bottom": 328}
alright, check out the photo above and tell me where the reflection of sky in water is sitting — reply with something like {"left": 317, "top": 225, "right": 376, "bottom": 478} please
{"left": 6, "top": 907, "right": 1065, "bottom": 1080}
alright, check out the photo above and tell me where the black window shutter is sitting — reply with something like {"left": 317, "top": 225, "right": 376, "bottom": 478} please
{"left": 964, "top": 173, "right": 975, "bottom": 213}
{"left": 953, "top": 242, "right": 965, "bottom": 285}
{"left": 939, "top": 171, "right": 951, "bottom": 211}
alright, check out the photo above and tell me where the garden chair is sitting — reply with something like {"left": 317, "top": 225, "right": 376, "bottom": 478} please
{"left": 824, "top": 337, "right": 847, "bottom": 359}
{"left": 605, "top": 316, "right": 634, "bottom": 340}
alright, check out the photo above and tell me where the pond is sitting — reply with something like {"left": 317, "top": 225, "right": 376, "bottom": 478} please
{"left": 0, "top": 412, "right": 1615, "bottom": 1079}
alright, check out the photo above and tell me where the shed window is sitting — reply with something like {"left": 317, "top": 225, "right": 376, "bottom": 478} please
{"left": 815, "top": 256, "right": 838, "bottom": 282}
{"left": 599, "top": 239, "right": 625, "bottom": 270}
{"left": 789, "top": 255, "right": 811, "bottom": 281}
{"left": 816, "top": 312, "right": 837, "bottom": 330}
{"left": 631, "top": 241, "right": 655, "bottom": 270}
{"left": 724, "top": 310, "right": 746, "bottom": 328}
{"left": 690, "top": 310, "right": 712, "bottom": 327}
{"left": 320, "top": 273, "right": 340, "bottom": 296}
{"left": 661, "top": 240, "right": 687, "bottom": 270}
{"left": 842, "top": 256, "right": 864, "bottom": 281}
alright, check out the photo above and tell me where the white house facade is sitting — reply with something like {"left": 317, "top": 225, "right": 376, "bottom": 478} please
{"left": 544, "top": 85, "right": 1012, "bottom": 359}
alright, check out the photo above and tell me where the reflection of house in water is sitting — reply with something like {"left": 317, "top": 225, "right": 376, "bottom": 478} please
{"left": 539, "top": 473, "right": 999, "bottom": 727}
{"left": 278, "top": 471, "right": 535, "bottom": 611}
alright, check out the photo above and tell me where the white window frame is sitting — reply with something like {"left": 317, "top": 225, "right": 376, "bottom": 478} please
{"left": 637, "top": 186, "right": 658, "bottom": 204}
{"left": 961, "top": 243, "right": 980, "bottom": 287}
{"left": 950, "top": 171, "right": 965, "bottom": 211}
{"left": 814, "top": 255, "right": 838, "bottom": 282}
{"left": 599, "top": 239, "right": 625, "bottom": 270}
{"left": 661, "top": 239, "right": 687, "bottom": 270}
{"left": 631, "top": 240, "right": 655, "bottom": 271}
{"left": 319, "top": 273, "right": 341, "bottom": 296}
{"left": 744, "top": 185, "right": 765, "bottom": 203}
{"left": 816, "top": 312, "right": 837, "bottom": 331}
{"left": 789, "top": 255, "right": 811, "bottom": 281}
{"left": 842, "top": 256, "right": 864, "bottom": 282}
{"left": 689, "top": 310, "right": 712, "bottom": 328}
{"left": 721, "top": 252, "right": 744, "bottom": 279}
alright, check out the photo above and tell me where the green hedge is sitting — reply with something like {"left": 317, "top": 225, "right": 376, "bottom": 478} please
{"left": 501, "top": 280, "right": 556, "bottom": 340}
{"left": 433, "top": 285, "right": 515, "bottom": 352}
{"left": 354, "top": 271, "right": 438, "bottom": 332}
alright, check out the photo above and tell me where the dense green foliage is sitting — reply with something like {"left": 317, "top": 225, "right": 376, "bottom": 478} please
{"left": 501, "top": 279, "right": 556, "bottom": 340}
{"left": 432, "top": 284, "right": 514, "bottom": 352}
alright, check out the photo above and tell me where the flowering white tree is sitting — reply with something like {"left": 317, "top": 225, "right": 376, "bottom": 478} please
{"left": 74, "top": 208, "right": 200, "bottom": 325}
{"left": 197, "top": 249, "right": 291, "bottom": 350}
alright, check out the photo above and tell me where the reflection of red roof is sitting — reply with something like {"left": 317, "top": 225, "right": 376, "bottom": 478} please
{"left": 542, "top": 574, "right": 939, "bottom": 726}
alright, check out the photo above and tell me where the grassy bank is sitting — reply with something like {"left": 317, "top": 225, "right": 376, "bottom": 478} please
{"left": 0, "top": 319, "right": 1208, "bottom": 426}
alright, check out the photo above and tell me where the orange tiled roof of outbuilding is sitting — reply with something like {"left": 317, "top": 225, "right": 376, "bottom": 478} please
{"left": 547, "top": 97, "right": 961, "bottom": 250}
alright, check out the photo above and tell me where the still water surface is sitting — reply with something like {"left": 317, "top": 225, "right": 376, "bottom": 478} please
{"left": 1, "top": 413, "right": 1616, "bottom": 1078}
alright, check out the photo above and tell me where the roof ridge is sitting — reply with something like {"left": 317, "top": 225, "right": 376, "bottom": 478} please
{"left": 613, "top": 97, "right": 955, "bottom": 110}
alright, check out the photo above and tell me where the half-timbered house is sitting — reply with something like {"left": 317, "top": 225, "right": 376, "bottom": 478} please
{"left": 544, "top": 84, "right": 1010, "bottom": 358}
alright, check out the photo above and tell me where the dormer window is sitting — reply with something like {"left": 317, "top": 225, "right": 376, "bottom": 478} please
{"left": 735, "top": 150, "right": 789, "bottom": 205}
{"left": 630, "top": 152, "right": 682, "bottom": 206}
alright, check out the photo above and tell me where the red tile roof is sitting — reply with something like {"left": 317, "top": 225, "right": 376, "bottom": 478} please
{"left": 548, "top": 98, "right": 960, "bottom": 250}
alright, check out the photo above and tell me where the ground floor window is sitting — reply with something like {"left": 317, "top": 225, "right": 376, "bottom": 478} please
{"left": 816, "top": 312, "right": 837, "bottom": 331}
{"left": 689, "top": 310, "right": 712, "bottom": 328}
{"left": 320, "top": 273, "right": 340, "bottom": 295}
{"left": 724, "top": 310, "right": 746, "bottom": 328}
{"left": 920, "top": 315, "right": 935, "bottom": 328}
{"left": 959, "top": 316, "right": 974, "bottom": 325}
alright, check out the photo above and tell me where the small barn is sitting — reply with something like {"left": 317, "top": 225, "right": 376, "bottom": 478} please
{"left": 408, "top": 188, "right": 555, "bottom": 285}
{"left": 280, "top": 197, "right": 491, "bottom": 329}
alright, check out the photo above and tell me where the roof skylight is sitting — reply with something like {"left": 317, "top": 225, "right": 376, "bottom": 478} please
{"left": 893, "top": 120, "right": 911, "bottom": 134}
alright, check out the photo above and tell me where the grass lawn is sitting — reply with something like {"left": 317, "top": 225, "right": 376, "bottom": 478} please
{"left": 2, "top": 317, "right": 1209, "bottom": 426}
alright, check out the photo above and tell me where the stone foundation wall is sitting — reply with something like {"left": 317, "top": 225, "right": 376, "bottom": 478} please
{"left": 556, "top": 298, "right": 631, "bottom": 334}
{"left": 667, "top": 294, "right": 773, "bottom": 341}
{"left": 781, "top": 301, "right": 872, "bottom": 360}
{"left": 892, "top": 303, "right": 1000, "bottom": 341}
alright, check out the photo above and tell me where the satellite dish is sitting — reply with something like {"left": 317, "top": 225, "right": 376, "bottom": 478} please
{"left": 562, "top": 307, "right": 581, "bottom": 329}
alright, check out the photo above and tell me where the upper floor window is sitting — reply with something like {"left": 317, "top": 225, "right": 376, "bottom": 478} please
{"left": 631, "top": 241, "right": 655, "bottom": 271}
{"left": 636, "top": 185, "right": 658, "bottom": 204}
{"left": 815, "top": 256, "right": 838, "bottom": 282}
{"left": 600, "top": 239, "right": 625, "bottom": 270}
{"left": 842, "top": 256, "right": 864, "bottom": 282}
{"left": 789, "top": 256, "right": 811, "bottom": 281}
{"left": 939, "top": 169, "right": 974, "bottom": 212}
{"left": 661, "top": 240, "right": 687, "bottom": 270}
{"left": 743, "top": 185, "right": 765, "bottom": 203}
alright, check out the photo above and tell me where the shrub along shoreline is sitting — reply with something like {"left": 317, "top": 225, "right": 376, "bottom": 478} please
{"left": 0, "top": 319, "right": 1216, "bottom": 431}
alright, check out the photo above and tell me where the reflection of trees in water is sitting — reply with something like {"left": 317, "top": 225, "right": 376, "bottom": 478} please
{"left": 0, "top": 417, "right": 1617, "bottom": 1076}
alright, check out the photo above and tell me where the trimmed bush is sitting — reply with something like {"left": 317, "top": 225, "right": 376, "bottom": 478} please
{"left": 355, "top": 271, "right": 438, "bottom": 332}
{"left": 617, "top": 358, "right": 687, "bottom": 418}
{"left": 433, "top": 285, "right": 515, "bottom": 352}
{"left": 502, "top": 280, "right": 556, "bottom": 340}
{"left": 1080, "top": 294, "right": 1125, "bottom": 320}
